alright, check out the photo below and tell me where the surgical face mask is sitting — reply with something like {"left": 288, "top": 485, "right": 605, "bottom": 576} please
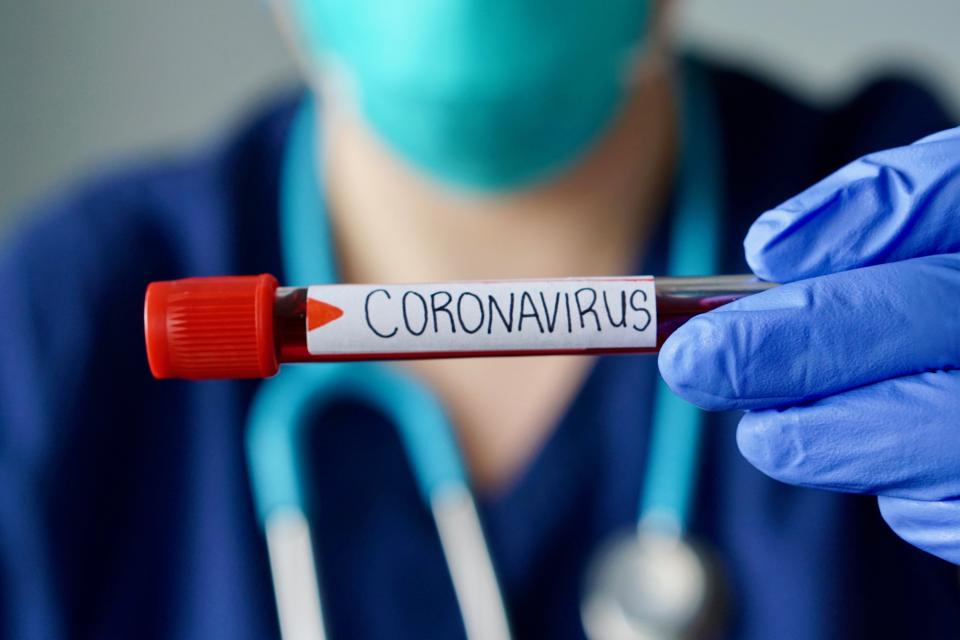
{"left": 291, "top": 0, "right": 651, "bottom": 191}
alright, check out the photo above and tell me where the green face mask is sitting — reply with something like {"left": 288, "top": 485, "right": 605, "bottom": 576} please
{"left": 292, "top": 0, "right": 651, "bottom": 190}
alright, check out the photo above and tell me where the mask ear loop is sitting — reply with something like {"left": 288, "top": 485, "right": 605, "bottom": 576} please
{"left": 271, "top": 0, "right": 358, "bottom": 117}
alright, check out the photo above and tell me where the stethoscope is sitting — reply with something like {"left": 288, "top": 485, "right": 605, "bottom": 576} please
{"left": 579, "top": 60, "right": 725, "bottom": 640}
{"left": 246, "top": 58, "right": 724, "bottom": 640}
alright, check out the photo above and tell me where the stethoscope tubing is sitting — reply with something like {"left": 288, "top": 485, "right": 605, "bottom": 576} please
{"left": 246, "top": 98, "right": 513, "bottom": 639}
{"left": 247, "top": 55, "right": 721, "bottom": 640}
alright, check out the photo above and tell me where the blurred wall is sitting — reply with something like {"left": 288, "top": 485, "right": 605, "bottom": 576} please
{"left": 1, "top": 0, "right": 958, "bottom": 232}
{"left": 0, "top": 0, "right": 298, "bottom": 231}
{"left": 679, "top": 0, "right": 960, "bottom": 104}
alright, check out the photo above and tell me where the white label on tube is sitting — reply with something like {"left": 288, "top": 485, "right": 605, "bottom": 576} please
{"left": 305, "top": 277, "right": 656, "bottom": 356}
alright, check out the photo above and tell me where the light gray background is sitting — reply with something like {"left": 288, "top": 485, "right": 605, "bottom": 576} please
{"left": 1, "top": 0, "right": 958, "bottom": 232}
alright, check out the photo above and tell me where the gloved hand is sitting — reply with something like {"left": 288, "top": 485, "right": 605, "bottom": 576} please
{"left": 659, "top": 126, "right": 960, "bottom": 563}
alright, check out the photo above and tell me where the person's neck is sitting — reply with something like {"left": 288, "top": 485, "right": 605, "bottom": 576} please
{"left": 315, "top": 59, "right": 680, "bottom": 492}
{"left": 319, "top": 59, "right": 679, "bottom": 286}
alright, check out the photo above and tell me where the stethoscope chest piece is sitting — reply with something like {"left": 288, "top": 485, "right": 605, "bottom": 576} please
{"left": 581, "top": 528, "right": 722, "bottom": 640}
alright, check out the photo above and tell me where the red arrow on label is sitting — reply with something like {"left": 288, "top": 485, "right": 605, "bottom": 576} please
{"left": 307, "top": 298, "right": 344, "bottom": 331}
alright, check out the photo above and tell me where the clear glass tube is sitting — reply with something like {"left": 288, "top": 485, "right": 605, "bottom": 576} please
{"left": 274, "top": 275, "right": 776, "bottom": 363}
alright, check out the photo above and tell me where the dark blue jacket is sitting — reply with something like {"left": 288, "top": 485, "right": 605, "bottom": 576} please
{"left": 1, "top": 60, "right": 958, "bottom": 639}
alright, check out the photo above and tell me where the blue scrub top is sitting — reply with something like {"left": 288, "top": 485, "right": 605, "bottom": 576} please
{"left": 1, "top": 59, "right": 958, "bottom": 639}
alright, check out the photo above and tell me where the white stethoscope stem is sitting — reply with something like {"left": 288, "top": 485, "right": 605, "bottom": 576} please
{"left": 263, "top": 493, "right": 512, "bottom": 640}
{"left": 265, "top": 509, "right": 328, "bottom": 640}
{"left": 263, "top": 492, "right": 512, "bottom": 640}
{"left": 432, "top": 485, "right": 513, "bottom": 640}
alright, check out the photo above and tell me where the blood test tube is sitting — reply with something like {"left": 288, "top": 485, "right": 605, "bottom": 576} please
{"left": 144, "top": 274, "right": 775, "bottom": 380}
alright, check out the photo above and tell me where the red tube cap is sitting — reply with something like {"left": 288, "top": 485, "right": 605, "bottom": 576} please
{"left": 144, "top": 274, "right": 279, "bottom": 380}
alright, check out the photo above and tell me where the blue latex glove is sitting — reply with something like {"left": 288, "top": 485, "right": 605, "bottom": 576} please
{"left": 659, "top": 126, "right": 960, "bottom": 563}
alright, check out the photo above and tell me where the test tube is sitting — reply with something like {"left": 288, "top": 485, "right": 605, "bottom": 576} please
{"left": 144, "top": 274, "right": 775, "bottom": 380}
